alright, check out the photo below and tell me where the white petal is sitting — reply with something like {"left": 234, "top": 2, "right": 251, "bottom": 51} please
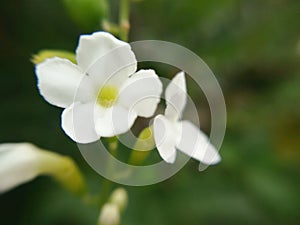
{"left": 153, "top": 115, "right": 179, "bottom": 163}
{"left": 118, "top": 69, "right": 163, "bottom": 117}
{"left": 165, "top": 71, "right": 187, "bottom": 98}
{"left": 177, "top": 121, "right": 221, "bottom": 165}
{"left": 73, "top": 74, "right": 99, "bottom": 104}
{"left": 94, "top": 104, "right": 137, "bottom": 137}
{"left": 88, "top": 61, "right": 132, "bottom": 89}
{"left": 165, "top": 92, "right": 186, "bottom": 121}
{"left": 36, "top": 57, "right": 85, "bottom": 108}
{"left": 165, "top": 71, "right": 187, "bottom": 120}
{"left": 0, "top": 143, "right": 40, "bottom": 193}
{"left": 76, "top": 32, "right": 137, "bottom": 82}
{"left": 61, "top": 102, "right": 100, "bottom": 143}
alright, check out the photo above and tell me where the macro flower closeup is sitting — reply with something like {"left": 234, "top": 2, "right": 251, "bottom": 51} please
{"left": 154, "top": 72, "right": 221, "bottom": 165}
{"left": 35, "top": 32, "right": 162, "bottom": 144}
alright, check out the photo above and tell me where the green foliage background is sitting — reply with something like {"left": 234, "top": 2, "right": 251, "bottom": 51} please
{"left": 0, "top": 0, "right": 300, "bottom": 224}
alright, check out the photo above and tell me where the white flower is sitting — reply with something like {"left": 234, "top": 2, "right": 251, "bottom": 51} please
{"left": 0, "top": 143, "right": 85, "bottom": 193}
{"left": 153, "top": 72, "right": 221, "bottom": 165}
{"left": 35, "top": 32, "right": 162, "bottom": 143}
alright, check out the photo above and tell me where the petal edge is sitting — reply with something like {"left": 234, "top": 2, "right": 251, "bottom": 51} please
{"left": 36, "top": 57, "right": 84, "bottom": 108}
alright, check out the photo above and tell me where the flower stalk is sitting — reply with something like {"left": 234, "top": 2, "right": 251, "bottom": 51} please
{"left": 99, "top": 137, "right": 119, "bottom": 208}
{"left": 39, "top": 150, "right": 86, "bottom": 195}
{"left": 129, "top": 126, "right": 155, "bottom": 165}
{"left": 119, "top": 0, "right": 130, "bottom": 41}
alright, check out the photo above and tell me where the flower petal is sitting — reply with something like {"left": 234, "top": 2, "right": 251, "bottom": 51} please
{"left": 165, "top": 71, "right": 187, "bottom": 120}
{"left": 118, "top": 69, "right": 163, "bottom": 117}
{"left": 76, "top": 32, "right": 137, "bottom": 80}
{"left": 177, "top": 121, "right": 221, "bottom": 165}
{"left": 61, "top": 102, "right": 100, "bottom": 143}
{"left": 88, "top": 60, "right": 133, "bottom": 89}
{"left": 0, "top": 143, "right": 40, "bottom": 193}
{"left": 36, "top": 57, "right": 85, "bottom": 108}
{"left": 94, "top": 104, "right": 137, "bottom": 137}
{"left": 74, "top": 74, "right": 99, "bottom": 104}
{"left": 153, "top": 115, "right": 179, "bottom": 163}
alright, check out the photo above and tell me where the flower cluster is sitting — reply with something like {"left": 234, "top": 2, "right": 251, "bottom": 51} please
{"left": 35, "top": 31, "right": 220, "bottom": 165}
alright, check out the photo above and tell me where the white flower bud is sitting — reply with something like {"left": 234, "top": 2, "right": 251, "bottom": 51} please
{"left": 109, "top": 188, "right": 128, "bottom": 212}
{"left": 98, "top": 203, "right": 120, "bottom": 225}
{"left": 0, "top": 143, "right": 85, "bottom": 194}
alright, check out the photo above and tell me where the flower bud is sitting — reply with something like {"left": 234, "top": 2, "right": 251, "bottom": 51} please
{"left": 0, "top": 143, "right": 85, "bottom": 195}
{"left": 109, "top": 188, "right": 128, "bottom": 212}
{"left": 98, "top": 203, "right": 120, "bottom": 225}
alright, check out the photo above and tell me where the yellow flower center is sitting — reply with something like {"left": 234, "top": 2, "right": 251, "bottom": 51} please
{"left": 97, "top": 85, "right": 119, "bottom": 108}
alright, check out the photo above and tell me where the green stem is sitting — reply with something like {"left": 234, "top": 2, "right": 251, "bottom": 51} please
{"left": 128, "top": 126, "right": 155, "bottom": 166}
{"left": 81, "top": 193, "right": 101, "bottom": 207}
{"left": 99, "top": 178, "right": 113, "bottom": 208}
{"left": 119, "top": 0, "right": 130, "bottom": 41}
{"left": 99, "top": 137, "right": 119, "bottom": 207}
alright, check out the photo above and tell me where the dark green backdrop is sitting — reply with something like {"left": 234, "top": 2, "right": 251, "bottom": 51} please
{"left": 1, "top": 0, "right": 300, "bottom": 224}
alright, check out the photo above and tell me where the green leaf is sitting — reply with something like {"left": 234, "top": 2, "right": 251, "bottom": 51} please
{"left": 31, "top": 49, "right": 76, "bottom": 64}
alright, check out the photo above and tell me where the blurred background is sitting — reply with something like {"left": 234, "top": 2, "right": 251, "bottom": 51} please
{"left": 1, "top": 0, "right": 300, "bottom": 224}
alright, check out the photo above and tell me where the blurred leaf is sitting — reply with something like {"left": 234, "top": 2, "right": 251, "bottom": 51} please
{"left": 31, "top": 49, "right": 76, "bottom": 64}
{"left": 63, "top": 0, "right": 108, "bottom": 30}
